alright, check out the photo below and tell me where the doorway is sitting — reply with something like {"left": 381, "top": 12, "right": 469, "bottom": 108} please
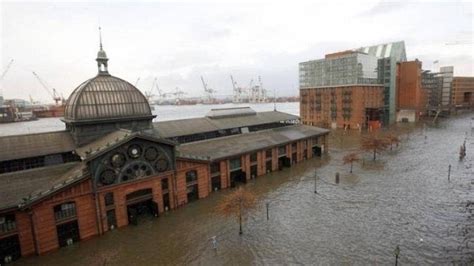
{"left": 126, "top": 189, "right": 158, "bottom": 226}
{"left": 230, "top": 169, "right": 246, "bottom": 187}
{"left": 0, "top": 235, "right": 21, "bottom": 263}
{"left": 56, "top": 220, "right": 80, "bottom": 247}
{"left": 250, "top": 165, "right": 257, "bottom": 179}
{"left": 312, "top": 146, "right": 322, "bottom": 157}
{"left": 278, "top": 156, "right": 291, "bottom": 170}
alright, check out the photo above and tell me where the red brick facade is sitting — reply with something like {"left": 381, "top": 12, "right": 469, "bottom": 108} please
{"left": 300, "top": 85, "right": 384, "bottom": 129}
{"left": 0, "top": 135, "right": 328, "bottom": 259}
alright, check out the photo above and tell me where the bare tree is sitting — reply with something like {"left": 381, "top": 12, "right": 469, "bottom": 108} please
{"left": 343, "top": 152, "right": 360, "bottom": 173}
{"left": 361, "top": 133, "right": 390, "bottom": 161}
{"left": 215, "top": 186, "right": 257, "bottom": 235}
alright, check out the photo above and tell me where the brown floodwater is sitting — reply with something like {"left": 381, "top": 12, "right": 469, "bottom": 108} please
{"left": 16, "top": 114, "right": 474, "bottom": 265}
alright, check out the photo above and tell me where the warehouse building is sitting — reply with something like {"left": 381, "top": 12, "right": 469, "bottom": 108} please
{"left": 0, "top": 44, "right": 329, "bottom": 262}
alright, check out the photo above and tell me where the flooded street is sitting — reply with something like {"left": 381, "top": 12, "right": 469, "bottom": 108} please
{"left": 16, "top": 114, "right": 474, "bottom": 265}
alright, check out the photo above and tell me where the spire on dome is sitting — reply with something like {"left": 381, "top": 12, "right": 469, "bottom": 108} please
{"left": 96, "top": 26, "right": 109, "bottom": 75}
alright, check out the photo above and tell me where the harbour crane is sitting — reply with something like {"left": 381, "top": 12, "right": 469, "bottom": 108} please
{"left": 144, "top": 77, "right": 157, "bottom": 101}
{"left": 0, "top": 59, "right": 14, "bottom": 103}
{"left": 135, "top": 77, "right": 141, "bottom": 87}
{"left": 32, "top": 71, "right": 62, "bottom": 105}
{"left": 201, "top": 76, "right": 216, "bottom": 102}
{"left": 0, "top": 59, "right": 14, "bottom": 81}
{"left": 231, "top": 75, "right": 245, "bottom": 103}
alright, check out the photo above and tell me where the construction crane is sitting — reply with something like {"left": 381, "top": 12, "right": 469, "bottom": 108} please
{"left": 173, "top": 87, "right": 186, "bottom": 100}
{"left": 201, "top": 76, "right": 216, "bottom": 102}
{"left": 32, "top": 71, "right": 62, "bottom": 105}
{"left": 135, "top": 77, "right": 141, "bottom": 87}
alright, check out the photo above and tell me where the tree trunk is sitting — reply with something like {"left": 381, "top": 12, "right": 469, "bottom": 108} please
{"left": 390, "top": 142, "right": 393, "bottom": 151}
{"left": 350, "top": 162, "right": 353, "bottom": 173}
{"left": 373, "top": 149, "right": 376, "bottom": 161}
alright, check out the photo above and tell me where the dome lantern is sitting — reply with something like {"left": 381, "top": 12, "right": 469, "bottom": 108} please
{"left": 96, "top": 27, "right": 109, "bottom": 75}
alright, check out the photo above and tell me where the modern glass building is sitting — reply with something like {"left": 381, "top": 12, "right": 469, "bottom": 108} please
{"left": 356, "top": 41, "right": 407, "bottom": 124}
{"left": 299, "top": 51, "right": 380, "bottom": 88}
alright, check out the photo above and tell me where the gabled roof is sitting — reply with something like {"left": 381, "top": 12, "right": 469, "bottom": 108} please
{"left": 75, "top": 129, "right": 175, "bottom": 161}
{"left": 154, "top": 110, "right": 299, "bottom": 138}
{"left": 0, "top": 131, "right": 75, "bottom": 161}
{"left": 177, "top": 124, "right": 329, "bottom": 161}
{"left": 0, "top": 162, "right": 84, "bottom": 211}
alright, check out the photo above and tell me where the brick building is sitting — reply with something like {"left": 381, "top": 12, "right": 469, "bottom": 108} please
{"left": 299, "top": 50, "right": 385, "bottom": 129}
{"left": 300, "top": 85, "right": 384, "bottom": 129}
{"left": 451, "top": 77, "right": 474, "bottom": 109}
{"left": 396, "top": 60, "right": 428, "bottom": 122}
{"left": 0, "top": 44, "right": 329, "bottom": 263}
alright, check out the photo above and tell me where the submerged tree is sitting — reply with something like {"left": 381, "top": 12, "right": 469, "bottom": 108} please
{"left": 343, "top": 152, "right": 360, "bottom": 173}
{"left": 385, "top": 132, "right": 400, "bottom": 150}
{"left": 215, "top": 186, "right": 257, "bottom": 235}
{"left": 361, "top": 133, "right": 390, "bottom": 161}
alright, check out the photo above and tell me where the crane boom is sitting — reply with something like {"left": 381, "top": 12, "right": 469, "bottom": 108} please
{"left": 32, "top": 71, "right": 61, "bottom": 105}
{"left": 201, "top": 76, "right": 208, "bottom": 91}
{"left": 1, "top": 59, "right": 14, "bottom": 81}
{"left": 230, "top": 75, "right": 237, "bottom": 90}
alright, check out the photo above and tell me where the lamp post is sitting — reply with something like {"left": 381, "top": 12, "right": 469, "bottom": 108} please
{"left": 314, "top": 169, "right": 317, "bottom": 194}
{"left": 394, "top": 245, "right": 400, "bottom": 266}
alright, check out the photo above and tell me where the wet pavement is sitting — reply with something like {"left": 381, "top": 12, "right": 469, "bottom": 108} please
{"left": 16, "top": 114, "right": 474, "bottom": 265}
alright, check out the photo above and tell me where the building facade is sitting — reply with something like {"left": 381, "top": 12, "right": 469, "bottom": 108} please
{"left": 299, "top": 50, "right": 385, "bottom": 129}
{"left": 396, "top": 60, "right": 427, "bottom": 122}
{"left": 451, "top": 77, "right": 474, "bottom": 109}
{"left": 0, "top": 45, "right": 329, "bottom": 263}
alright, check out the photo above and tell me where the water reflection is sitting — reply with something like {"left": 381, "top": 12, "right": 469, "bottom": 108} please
{"left": 17, "top": 114, "right": 474, "bottom": 265}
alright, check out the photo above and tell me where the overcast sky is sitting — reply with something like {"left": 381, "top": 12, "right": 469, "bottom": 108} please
{"left": 1, "top": 1, "right": 473, "bottom": 103}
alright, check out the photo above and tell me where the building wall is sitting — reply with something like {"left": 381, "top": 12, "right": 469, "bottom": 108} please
{"left": 396, "top": 60, "right": 426, "bottom": 121}
{"left": 300, "top": 85, "right": 384, "bottom": 129}
{"left": 29, "top": 180, "right": 96, "bottom": 255}
{"left": 4, "top": 135, "right": 330, "bottom": 260}
{"left": 452, "top": 77, "right": 474, "bottom": 108}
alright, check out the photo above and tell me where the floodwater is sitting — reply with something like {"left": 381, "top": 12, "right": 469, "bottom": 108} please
{"left": 15, "top": 113, "right": 474, "bottom": 265}
{"left": 0, "top": 102, "right": 298, "bottom": 137}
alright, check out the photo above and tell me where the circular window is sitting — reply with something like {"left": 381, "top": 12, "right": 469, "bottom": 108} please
{"left": 155, "top": 158, "right": 169, "bottom": 172}
{"left": 111, "top": 153, "right": 126, "bottom": 168}
{"left": 127, "top": 144, "right": 142, "bottom": 158}
{"left": 100, "top": 169, "right": 117, "bottom": 185}
{"left": 144, "top": 147, "right": 159, "bottom": 161}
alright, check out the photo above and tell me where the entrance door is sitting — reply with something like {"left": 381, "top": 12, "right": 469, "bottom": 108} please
{"left": 0, "top": 235, "right": 21, "bottom": 263}
{"left": 266, "top": 160, "right": 272, "bottom": 173}
{"left": 278, "top": 157, "right": 291, "bottom": 170}
{"left": 187, "top": 184, "right": 199, "bottom": 202}
{"left": 312, "top": 146, "right": 322, "bottom": 157}
{"left": 211, "top": 176, "right": 221, "bottom": 191}
{"left": 106, "top": 209, "right": 117, "bottom": 229}
{"left": 56, "top": 220, "right": 80, "bottom": 247}
{"left": 230, "top": 169, "right": 246, "bottom": 187}
{"left": 162, "top": 193, "right": 170, "bottom": 211}
{"left": 250, "top": 165, "right": 257, "bottom": 179}
{"left": 292, "top": 152, "right": 297, "bottom": 164}
{"left": 126, "top": 189, "right": 157, "bottom": 225}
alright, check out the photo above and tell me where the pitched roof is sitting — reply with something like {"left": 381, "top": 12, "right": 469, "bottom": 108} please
{"left": 154, "top": 111, "right": 299, "bottom": 138}
{"left": 177, "top": 124, "right": 329, "bottom": 161}
{"left": 0, "top": 131, "right": 76, "bottom": 161}
{"left": 0, "top": 162, "right": 84, "bottom": 210}
{"left": 75, "top": 129, "right": 175, "bottom": 161}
